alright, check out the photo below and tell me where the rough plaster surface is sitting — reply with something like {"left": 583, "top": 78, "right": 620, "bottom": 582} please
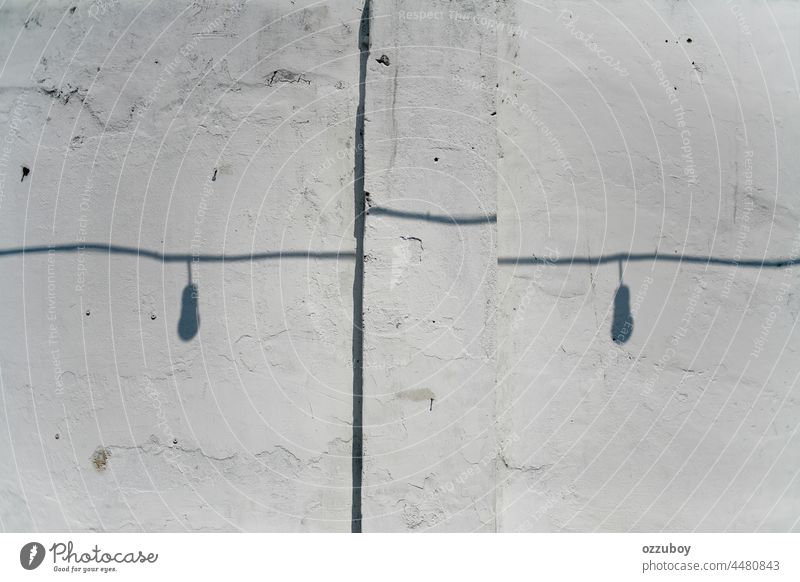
{"left": 361, "top": 0, "right": 498, "bottom": 531}
{"left": 1, "top": 0, "right": 362, "bottom": 532}
{"left": 1, "top": 0, "right": 799, "bottom": 532}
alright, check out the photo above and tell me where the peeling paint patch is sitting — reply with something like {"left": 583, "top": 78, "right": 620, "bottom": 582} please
{"left": 266, "top": 69, "right": 311, "bottom": 86}
{"left": 396, "top": 388, "right": 436, "bottom": 402}
{"left": 90, "top": 447, "right": 111, "bottom": 471}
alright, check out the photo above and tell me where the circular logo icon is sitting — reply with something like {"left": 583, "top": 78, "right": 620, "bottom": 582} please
{"left": 20, "top": 542, "right": 45, "bottom": 570}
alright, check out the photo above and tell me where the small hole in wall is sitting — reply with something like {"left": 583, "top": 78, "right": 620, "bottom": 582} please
{"left": 55, "top": 433, "right": 60, "bottom": 440}
{"left": 150, "top": 313, "right": 157, "bottom": 320}
{"left": 434, "top": 157, "right": 439, "bottom": 162}
{"left": 172, "top": 438, "right": 178, "bottom": 445}
{"left": 69, "top": 6, "right": 76, "bottom": 14}
{"left": 376, "top": 54, "right": 390, "bottom": 66}
{"left": 686, "top": 38, "right": 692, "bottom": 43}
{"left": 21, "top": 166, "right": 30, "bottom": 181}
{"left": 85, "top": 310, "right": 90, "bottom": 317}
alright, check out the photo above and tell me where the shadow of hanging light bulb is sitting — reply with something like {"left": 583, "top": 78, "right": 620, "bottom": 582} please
{"left": 178, "top": 260, "right": 200, "bottom": 341}
{"left": 611, "top": 258, "right": 633, "bottom": 344}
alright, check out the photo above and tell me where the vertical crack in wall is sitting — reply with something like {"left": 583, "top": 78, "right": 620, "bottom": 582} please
{"left": 351, "top": 0, "right": 370, "bottom": 534}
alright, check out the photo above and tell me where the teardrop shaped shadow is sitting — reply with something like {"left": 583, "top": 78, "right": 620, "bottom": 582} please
{"left": 178, "top": 283, "right": 199, "bottom": 341}
{"left": 611, "top": 283, "right": 633, "bottom": 344}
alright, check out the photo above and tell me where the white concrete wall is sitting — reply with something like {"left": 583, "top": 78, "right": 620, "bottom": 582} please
{"left": 0, "top": 0, "right": 363, "bottom": 532}
{"left": 495, "top": 0, "right": 800, "bottom": 532}
{"left": 1, "top": 0, "right": 799, "bottom": 532}
{"left": 361, "top": 0, "right": 498, "bottom": 531}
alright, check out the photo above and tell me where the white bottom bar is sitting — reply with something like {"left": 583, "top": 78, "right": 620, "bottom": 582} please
{"left": 1, "top": 533, "right": 797, "bottom": 581}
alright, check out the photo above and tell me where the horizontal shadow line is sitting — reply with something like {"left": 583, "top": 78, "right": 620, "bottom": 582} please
{"left": 498, "top": 253, "right": 799, "bottom": 268}
{"left": 0, "top": 243, "right": 354, "bottom": 262}
{"left": 369, "top": 207, "right": 496, "bottom": 225}
{"left": 0, "top": 245, "right": 796, "bottom": 269}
